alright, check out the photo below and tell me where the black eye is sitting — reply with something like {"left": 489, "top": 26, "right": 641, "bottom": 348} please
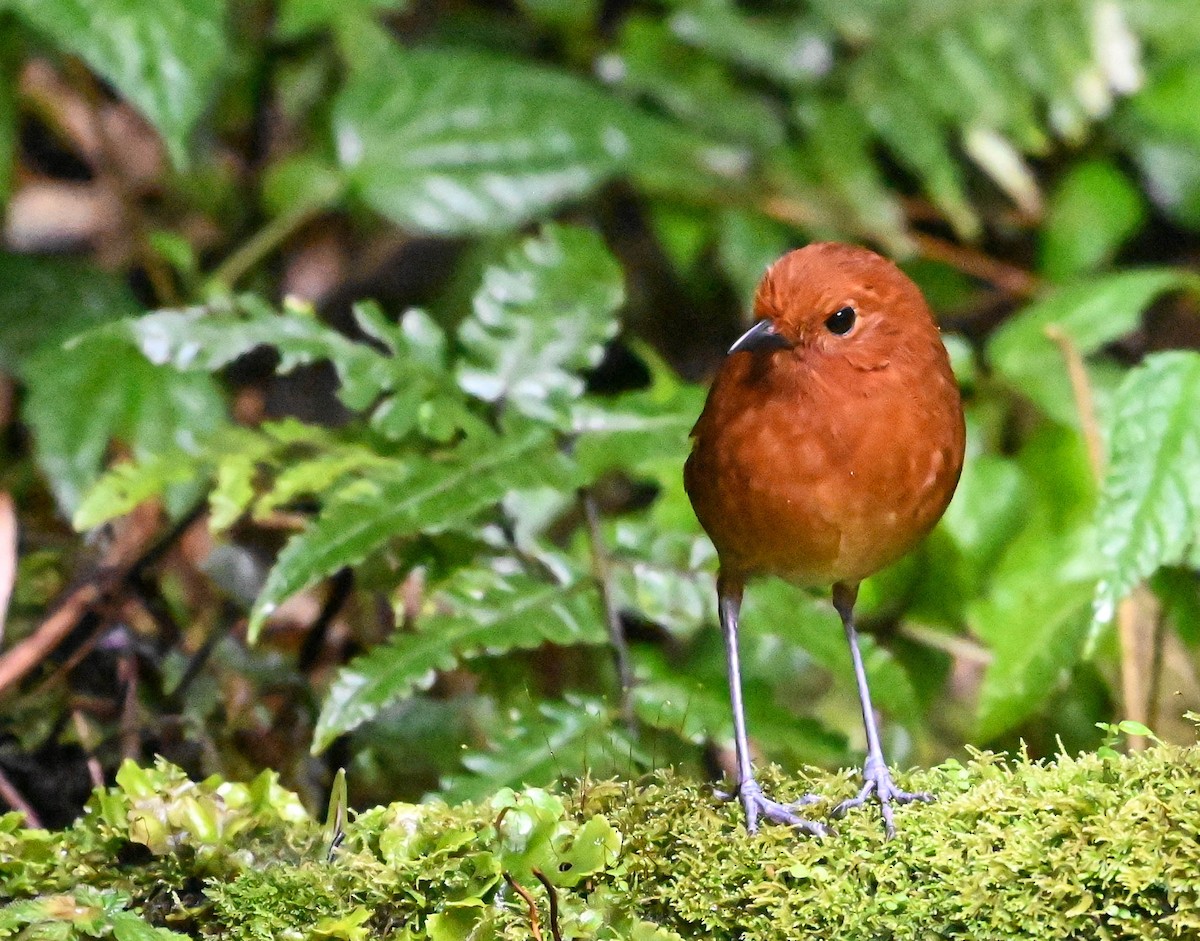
{"left": 824, "top": 306, "right": 856, "bottom": 335}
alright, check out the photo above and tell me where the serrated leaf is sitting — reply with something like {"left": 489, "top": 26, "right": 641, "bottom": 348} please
{"left": 107, "top": 300, "right": 466, "bottom": 437}
{"left": 1092, "top": 352, "right": 1200, "bottom": 634}
{"left": 332, "top": 44, "right": 718, "bottom": 234}
{"left": 440, "top": 697, "right": 638, "bottom": 805}
{"left": 3, "top": 0, "right": 228, "bottom": 167}
{"left": 456, "top": 225, "right": 623, "bottom": 421}
{"left": 987, "top": 269, "right": 1200, "bottom": 425}
{"left": 112, "top": 301, "right": 394, "bottom": 410}
{"left": 26, "top": 337, "right": 225, "bottom": 514}
{"left": 252, "top": 421, "right": 579, "bottom": 640}
{"left": 314, "top": 569, "right": 605, "bottom": 750}
{"left": 73, "top": 452, "right": 197, "bottom": 531}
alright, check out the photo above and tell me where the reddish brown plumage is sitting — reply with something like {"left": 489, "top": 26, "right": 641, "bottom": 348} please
{"left": 684, "top": 242, "right": 966, "bottom": 836}
{"left": 685, "top": 242, "right": 965, "bottom": 593}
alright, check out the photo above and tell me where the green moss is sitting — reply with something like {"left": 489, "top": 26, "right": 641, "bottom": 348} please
{"left": 3, "top": 746, "right": 1200, "bottom": 939}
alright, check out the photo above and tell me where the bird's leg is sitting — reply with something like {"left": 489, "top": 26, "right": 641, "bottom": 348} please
{"left": 830, "top": 582, "right": 932, "bottom": 838}
{"left": 717, "top": 578, "right": 827, "bottom": 836}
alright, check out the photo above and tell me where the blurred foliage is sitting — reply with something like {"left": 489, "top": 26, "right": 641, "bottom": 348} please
{"left": 0, "top": 0, "right": 1198, "bottom": 835}
{"left": 4, "top": 745, "right": 1200, "bottom": 937}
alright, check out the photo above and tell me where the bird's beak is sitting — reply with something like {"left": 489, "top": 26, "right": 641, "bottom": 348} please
{"left": 728, "top": 319, "right": 791, "bottom": 355}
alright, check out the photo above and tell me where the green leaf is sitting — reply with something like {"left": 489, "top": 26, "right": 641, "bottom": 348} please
{"left": 314, "top": 567, "right": 605, "bottom": 750}
{"left": 987, "top": 269, "right": 1200, "bottom": 425}
{"left": 0, "top": 25, "right": 18, "bottom": 211}
{"left": 795, "top": 98, "right": 911, "bottom": 254}
{"left": 252, "top": 421, "right": 579, "bottom": 640}
{"left": 969, "top": 426, "right": 1100, "bottom": 739}
{"left": 0, "top": 254, "right": 141, "bottom": 376}
{"left": 744, "top": 581, "right": 921, "bottom": 726}
{"left": 3, "top": 0, "right": 229, "bottom": 167}
{"left": 332, "top": 44, "right": 714, "bottom": 234}
{"left": 1040, "top": 160, "right": 1146, "bottom": 281}
{"left": 26, "top": 336, "right": 225, "bottom": 514}
{"left": 456, "top": 225, "right": 624, "bottom": 421}
{"left": 667, "top": 4, "right": 831, "bottom": 88}
{"left": 276, "top": 0, "right": 405, "bottom": 40}
{"left": 109, "top": 299, "right": 467, "bottom": 438}
{"left": 601, "top": 16, "right": 786, "bottom": 149}
{"left": 440, "top": 697, "right": 638, "bottom": 805}
{"left": 73, "top": 452, "right": 198, "bottom": 531}
{"left": 1092, "top": 352, "right": 1200, "bottom": 633}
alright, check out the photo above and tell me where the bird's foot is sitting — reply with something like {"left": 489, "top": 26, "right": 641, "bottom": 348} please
{"left": 831, "top": 756, "right": 932, "bottom": 838}
{"left": 716, "top": 778, "right": 828, "bottom": 836}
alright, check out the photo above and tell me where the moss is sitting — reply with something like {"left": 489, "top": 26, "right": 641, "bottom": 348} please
{"left": 3, "top": 747, "right": 1200, "bottom": 939}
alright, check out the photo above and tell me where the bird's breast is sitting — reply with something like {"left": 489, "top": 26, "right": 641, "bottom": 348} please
{"left": 685, "top": 345, "right": 964, "bottom": 586}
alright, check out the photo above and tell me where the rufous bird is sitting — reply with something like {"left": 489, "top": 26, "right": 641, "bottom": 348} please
{"left": 684, "top": 242, "right": 965, "bottom": 838}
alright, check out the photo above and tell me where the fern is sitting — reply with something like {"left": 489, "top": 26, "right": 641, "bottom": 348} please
{"left": 1092, "top": 351, "right": 1200, "bottom": 630}
{"left": 313, "top": 569, "right": 607, "bottom": 751}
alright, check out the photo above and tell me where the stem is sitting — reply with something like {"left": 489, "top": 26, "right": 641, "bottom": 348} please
{"left": 1046, "top": 324, "right": 1148, "bottom": 748}
{"left": 0, "top": 765, "right": 42, "bottom": 828}
{"left": 579, "top": 490, "right": 635, "bottom": 728}
{"left": 209, "top": 198, "right": 337, "bottom": 291}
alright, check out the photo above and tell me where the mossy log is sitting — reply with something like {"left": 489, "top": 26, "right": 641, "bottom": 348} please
{"left": 2, "top": 745, "right": 1199, "bottom": 939}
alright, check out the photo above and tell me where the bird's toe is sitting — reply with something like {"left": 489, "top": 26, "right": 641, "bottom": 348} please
{"left": 731, "top": 779, "right": 828, "bottom": 837}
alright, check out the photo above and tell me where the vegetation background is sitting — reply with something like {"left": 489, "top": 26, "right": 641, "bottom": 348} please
{"left": 0, "top": 0, "right": 1198, "bottom": 833}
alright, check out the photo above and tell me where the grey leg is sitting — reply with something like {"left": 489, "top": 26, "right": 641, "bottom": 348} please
{"left": 718, "top": 581, "right": 826, "bottom": 836}
{"left": 830, "top": 582, "right": 932, "bottom": 838}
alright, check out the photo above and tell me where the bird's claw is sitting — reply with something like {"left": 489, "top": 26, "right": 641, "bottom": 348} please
{"left": 831, "top": 757, "right": 933, "bottom": 839}
{"left": 721, "top": 779, "right": 828, "bottom": 837}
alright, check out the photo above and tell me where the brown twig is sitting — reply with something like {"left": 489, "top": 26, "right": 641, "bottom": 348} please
{"left": 0, "top": 765, "right": 42, "bottom": 828}
{"left": 0, "top": 501, "right": 194, "bottom": 695}
{"left": 71, "top": 709, "right": 106, "bottom": 789}
{"left": 531, "top": 869, "right": 564, "bottom": 941}
{"left": 910, "top": 232, "right": 1040, "bottom": 298}
{"left": 1045, "top": 324, "right": 1148, "bottom": 748}
{"left": 760, "top": 195, "right": 1040, "bottom": 298}
{"left": 0, "top": 494, "right": 15, "bottom": 648}
{"left": 579, "top": 490, "right": 635, "bottom": 729}
{"left": 504, "top": 873, "right": 543, "bottom": 941}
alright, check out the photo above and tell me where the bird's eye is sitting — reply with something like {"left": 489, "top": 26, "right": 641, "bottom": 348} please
{"left": 824, "top": 306, "right": 856, "bottom": 335}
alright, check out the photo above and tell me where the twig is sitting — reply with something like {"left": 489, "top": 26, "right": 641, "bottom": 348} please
{"left": 1045, "top": 324, "right": 1148, "bottom": 748}
{"left": 760, "top": 195, "right": 1040, "bottom": 298}
{"left": 897, "top": 622, "right": 993, "bottom": 665}
{"left": 504, "top": 873, "right": 543, "bottom": 941}
{"left": 0, "top": 582, "right": 105, "bottom": 694}
{"left": 1146, "top": 603, "right": 1168, "bottom": 734}
{"left": 1044, "top": 327, "right": 1104, "bottom": 480}
{"left": 910, "top": 232, "right": 1040, "bottom": 298}
{"left": 579, "top": 490, "right": 635, "bottom": 729}
{"left": 118, "top": 650, "right": 140, "bottom": 761}
{"left": 71, "top": 709, "right": 106, "bottom": 789}
{"left": 0, "top": 493, "right": 16, "bottom": 649}
{"left": 531, "top": 869, "right": 564, "bottom": 941}
{"left": 298, "top": 569, "right": 354, "bottom": 672}
{"left": 0, "top": 765, "right": 42, "bottom": 828}
{"left": 0, "top": 502, "right": 197, "bottom": 695}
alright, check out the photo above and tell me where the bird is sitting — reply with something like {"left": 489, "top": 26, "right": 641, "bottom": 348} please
{"left": 684, "top": 242, "right": 965, "bottom": 838}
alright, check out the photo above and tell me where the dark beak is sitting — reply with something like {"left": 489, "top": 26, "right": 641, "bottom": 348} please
{"left": 728, "top": 319, "right": 791, "bottom": 355}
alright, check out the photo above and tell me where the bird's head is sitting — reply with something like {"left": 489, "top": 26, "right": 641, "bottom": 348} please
{"left": 729, "top": 243, "right": 934, "bottom": 369}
